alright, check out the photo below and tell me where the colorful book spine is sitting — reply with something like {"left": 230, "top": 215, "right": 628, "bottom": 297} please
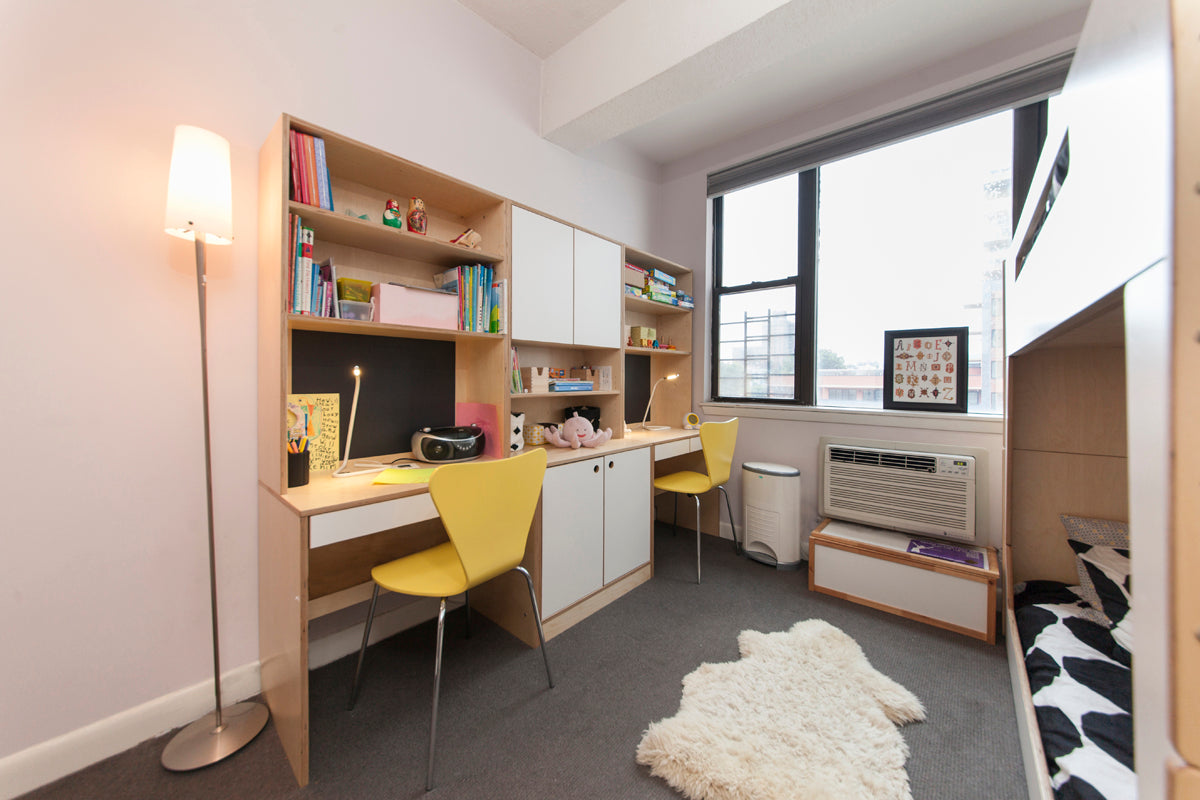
{"left": 288, "top": 131, "right": 303, "bottom": 204}
{"left": 313, "top": 136, "right": 333, "bottom": 211}
{"left": 296, "top": 226, "right": 314, "bottom": 314}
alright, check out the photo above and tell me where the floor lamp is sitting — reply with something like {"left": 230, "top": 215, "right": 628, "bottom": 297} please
{"left": 641, "top": 373, "right": 679, "bottom": 430}
{"left": 161, "top": 125, "right": 269, "bottom": 771}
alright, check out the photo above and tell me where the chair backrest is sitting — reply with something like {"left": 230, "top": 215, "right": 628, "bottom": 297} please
{"left": 699, "top": 418, "right": 739, "bottom": 487}
{"left": 428, "top": 448, "right": 548, "bottom": 588}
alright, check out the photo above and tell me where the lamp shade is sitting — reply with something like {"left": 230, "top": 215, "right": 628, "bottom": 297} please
{"left": 165, "top": 125, "right": 233, "bottom": 244}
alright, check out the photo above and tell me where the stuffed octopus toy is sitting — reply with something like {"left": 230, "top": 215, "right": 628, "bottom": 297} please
{"left": 545, "top": 412, "right": 613, "bottom": 449}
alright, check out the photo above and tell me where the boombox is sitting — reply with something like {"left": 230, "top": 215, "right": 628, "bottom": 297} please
{"left": 412, "top": 425, "right": 485, "bottom": 463}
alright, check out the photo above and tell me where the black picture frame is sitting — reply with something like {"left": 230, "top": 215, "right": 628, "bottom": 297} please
{"left": 883, "top": 327, "right": 968, "bottom": 413}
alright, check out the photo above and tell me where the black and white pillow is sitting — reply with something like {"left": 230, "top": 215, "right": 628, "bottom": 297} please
{"left": 1060, "top": 515, "right": 1132, "bottom": 653}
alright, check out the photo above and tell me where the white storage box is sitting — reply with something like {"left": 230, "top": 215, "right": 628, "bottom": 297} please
{"left": 372, "top": 283, "right": 457, "bottom": 330}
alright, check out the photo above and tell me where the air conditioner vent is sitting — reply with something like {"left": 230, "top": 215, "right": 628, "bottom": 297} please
{"left": 820, "top": 441, "right": 977, "bottom": 543}
{"left": 828, "top": 446, "right": 937, "bottom": 474}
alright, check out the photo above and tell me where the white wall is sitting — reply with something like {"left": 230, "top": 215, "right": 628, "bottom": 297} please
{"left": 646, "top": 17, "right": 1085, "bottom": 553}
{"left": 0, "top": 0, "right": 657, "bottom": 778}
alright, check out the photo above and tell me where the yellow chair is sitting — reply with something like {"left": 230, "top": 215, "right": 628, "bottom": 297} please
{"left": 653, "top": 418, "right": 739, "bottom": 584}
{"left": 347, "top": 448, "right": 552, "bottom": 791}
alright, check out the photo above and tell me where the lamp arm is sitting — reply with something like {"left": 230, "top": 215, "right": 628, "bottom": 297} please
{"left": 332, "top": 368, "right": 388, "bottom": 477}
{"left": 642, "top": 377, "right": 664, "bottom": 429}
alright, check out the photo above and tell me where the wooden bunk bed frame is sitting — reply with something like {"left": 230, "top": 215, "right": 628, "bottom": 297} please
{"left": 1003, "top": 0, "right": 1199, "bottom": 797}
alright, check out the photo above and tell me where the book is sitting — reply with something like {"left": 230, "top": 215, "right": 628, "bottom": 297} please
{"left": 288, "top": 131, "right": 303, "bottom": 204}
{"left": 294, "top": 226, "right": 314, "bottom": 314}
{"left": 313, "top": 136, "right": 333, "bottom": 211}
{"left": 906, "top": 538, "right": 985, "bottom": 568}
{"left": 286, "top": 393, "right": 340, "bottom": 471}
{"left": 650, "top": 267, "right": 676, "bottom": 286}
{"left": 551, "top": 380, "right": 593, "bottom": 392}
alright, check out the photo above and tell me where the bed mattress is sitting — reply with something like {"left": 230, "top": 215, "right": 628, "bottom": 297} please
{"left": 1014, "top": 580, "right": 1134, "bottom": 800}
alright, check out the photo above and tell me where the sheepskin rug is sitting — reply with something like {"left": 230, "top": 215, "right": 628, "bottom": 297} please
{"left": 636, "top": 619, "right": 926, "bottom": 800}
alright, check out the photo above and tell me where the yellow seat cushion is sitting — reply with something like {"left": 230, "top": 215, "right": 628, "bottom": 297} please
{"left": 370, "top": 541, "right": 469, "bottom": 598}
{"left": 654, "top": 470, "right": 713, "bottom": 495}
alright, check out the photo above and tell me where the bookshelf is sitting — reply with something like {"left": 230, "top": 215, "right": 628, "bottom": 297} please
{"left": 258, "top": 114, "right": 511, "bottom": 496}
{"left": 622, "top": 246, "right": 694, "bottom": 430}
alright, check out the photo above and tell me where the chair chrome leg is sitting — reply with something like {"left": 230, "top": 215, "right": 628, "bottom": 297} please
{"left": 464, "top": 588, "right": 472, "bottom": 638}
{"left": 347, "top": 584, "right": 381, "bottom": 711}
{"left": 672, "top": 493, "right": 679, "bottom": 536}
{"left": 427, "top": 597, "right": 447, "bottom": 792}
{"left": 717, "top": 484, "right": 740, "bottom": 554}
{"left": 693, "top": 494, "right": 702, "bottom": 584}
{"left": 516, "top": 566, "right": 554, "bottom": 688}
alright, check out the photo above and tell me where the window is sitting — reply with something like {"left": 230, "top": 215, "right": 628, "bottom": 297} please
{"left": 708, "top": 56, "right": 1068, "bottom": 415}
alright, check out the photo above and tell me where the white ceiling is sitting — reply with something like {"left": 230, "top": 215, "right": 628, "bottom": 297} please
{"left": 460, "top": 0, "right": 1090, "bottom": 165}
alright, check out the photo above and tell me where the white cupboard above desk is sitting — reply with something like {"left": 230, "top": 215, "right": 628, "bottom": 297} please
{"left": 510, "top": 205, "right": 621, "bottom": 348}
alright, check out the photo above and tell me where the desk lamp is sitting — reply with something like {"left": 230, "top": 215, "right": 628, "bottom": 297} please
{"left": 161, "top": 125, "right": 269, "bottom": 771}
{"left": 333, "top": 365, "right": 390, "bottom": 477}
{"left": 641, "top": 373, "right": 679, "bottom": 431}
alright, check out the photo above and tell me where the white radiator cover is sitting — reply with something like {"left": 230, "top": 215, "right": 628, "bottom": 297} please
{"left": 819, "top": 439, "right": 977, "bottom": 543}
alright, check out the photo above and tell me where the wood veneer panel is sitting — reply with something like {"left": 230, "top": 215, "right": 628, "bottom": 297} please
{"left": 258, "top": 115, "right": 289, "bottom": 495}
{"left": 308, "top": 518, "right": 447, "bottom": 599}
{"left": 258, "top": 486, "right": 308, "bottom": 786}
{"left": 1009, "top": 449, "right": 1128, "bottom": 585}
{"left": 1172, "top": 764, "right": 1200, "bottom": 800}
{"left": 1172, "top": 0, "right": 1200, "bottom": 765}
{"left": 1009, "top": 345, "right": 1127, "bottom": 457}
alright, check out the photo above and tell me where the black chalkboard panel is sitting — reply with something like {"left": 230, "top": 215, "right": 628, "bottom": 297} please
{"left": 291, "top": 330, "right": 455, "bottom": 459}
{"left": 625, "top": 354, "right": 651, "bottom": 424}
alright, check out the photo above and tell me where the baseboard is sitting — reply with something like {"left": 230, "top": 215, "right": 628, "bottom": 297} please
{"left": 0, "top": 661, "right": 261, "bottom": 800}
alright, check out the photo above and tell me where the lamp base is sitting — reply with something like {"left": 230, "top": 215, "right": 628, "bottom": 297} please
{"left": 643, "top": 424, "right": 670, "bottom": 431}
{"left": 161, "top": 701, "right": 269, "bottom": 772}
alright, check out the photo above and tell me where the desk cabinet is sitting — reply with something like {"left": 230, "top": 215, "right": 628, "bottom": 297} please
{"left": 541, "top": 448, "right": 651, "bottom": 617}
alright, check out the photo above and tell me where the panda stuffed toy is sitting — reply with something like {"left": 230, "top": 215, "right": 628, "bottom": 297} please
{"left": 510, "top": 412, "right": 525, "bottom": 452}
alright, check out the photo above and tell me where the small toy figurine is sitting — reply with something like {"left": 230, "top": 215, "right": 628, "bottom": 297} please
{"left": 383, "top": 199, "right": 404, "bottom": 228}
{"left": 544, "top": 412, "right": 613, "bottom": 449}
{"left": 407, "top": 197, "right": 427, "bottom": 235}
{"left": 451, "top": 228, "right": 482, "bottom": 249}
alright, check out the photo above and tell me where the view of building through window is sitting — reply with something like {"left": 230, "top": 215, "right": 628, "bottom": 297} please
{"left": 716, "top": 109, "right": 1012, "bottom": 413}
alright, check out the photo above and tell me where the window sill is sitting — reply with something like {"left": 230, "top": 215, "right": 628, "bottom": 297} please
{"left": 699, "top": 401, "right": 1004, "bottom": 435}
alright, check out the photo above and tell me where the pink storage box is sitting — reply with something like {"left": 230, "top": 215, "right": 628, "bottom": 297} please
{"left": 372, "top": 283, "right": 457, "bottom": 330}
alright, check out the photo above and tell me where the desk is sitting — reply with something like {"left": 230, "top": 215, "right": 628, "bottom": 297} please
{"left": 258, "top": 428, "right": 698, "bottom": 786}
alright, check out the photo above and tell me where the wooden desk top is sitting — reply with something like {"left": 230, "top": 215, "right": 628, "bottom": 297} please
{"left": 267, "top": 428, "right": 699, "bottom": 517}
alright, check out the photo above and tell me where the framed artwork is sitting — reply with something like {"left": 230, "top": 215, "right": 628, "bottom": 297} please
{"left": 883, "top": 327, "right": 968, "bottom": 413}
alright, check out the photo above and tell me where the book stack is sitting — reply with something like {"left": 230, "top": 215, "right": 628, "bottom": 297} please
{"left": 643, "top": 267, "right": 678, "bottom": 305}
{"left": 287, "top": 214, "right": 342, "bottom": 317}
{"left": 289, "top": 131, "right": 334, "bottom": 211}
{"left": 550, "top": 378, "right": 593, "bottom": 392}
{"left": 436, "top": 265, "right": 506, "bottom": 333}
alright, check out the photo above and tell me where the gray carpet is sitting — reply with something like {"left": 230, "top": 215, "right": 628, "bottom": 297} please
{"left": 21, "top": 524, "right": 1028, "bottom": 799}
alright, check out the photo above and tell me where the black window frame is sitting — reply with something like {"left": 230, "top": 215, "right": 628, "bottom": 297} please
{"left": 708, "top": 54, "right": 1067, "bottom": 408}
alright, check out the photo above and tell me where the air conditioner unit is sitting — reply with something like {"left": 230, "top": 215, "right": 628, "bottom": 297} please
{"left": 818, "top": 439, "right": 977, "bottom": 543}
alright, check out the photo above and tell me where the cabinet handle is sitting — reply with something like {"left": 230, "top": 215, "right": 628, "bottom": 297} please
{"left": 608, "top": 460, "right": 614, "bottom": 469}
{"left": 594, "top": 464, "right": 600, "bottom": 473}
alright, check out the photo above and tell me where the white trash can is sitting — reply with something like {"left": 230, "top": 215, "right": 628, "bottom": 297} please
{"left": 742, "top": 462, "right": 802, "bottom": 569}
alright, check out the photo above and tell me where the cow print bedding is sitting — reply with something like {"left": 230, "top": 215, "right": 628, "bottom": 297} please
{"left": 1014, "top": 580, "right": 1134, "bottom": 800}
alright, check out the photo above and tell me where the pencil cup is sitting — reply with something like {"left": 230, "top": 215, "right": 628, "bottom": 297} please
{"left": 288, "top": 451, "right": 310, "bottom": 487}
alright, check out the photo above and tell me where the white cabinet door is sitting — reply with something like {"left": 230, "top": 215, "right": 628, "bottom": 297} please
{"left": 573, "top": 229, "right": 620, "bottom": 348}
{"left": 603, "top": 447, "right": 651, "bottom": 583}
{"left": 541, "top": 457, "right": 604, "bottom": 617}
{"left": 511, "top": 206, "right": 573, "bottom": 344}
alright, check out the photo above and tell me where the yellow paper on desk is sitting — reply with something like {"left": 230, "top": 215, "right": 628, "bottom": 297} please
{"left": 373, "top": 467, "right": 436, "bottom": 485}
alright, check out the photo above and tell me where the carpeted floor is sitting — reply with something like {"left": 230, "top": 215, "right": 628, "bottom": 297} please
{"left": 21, "top": 524, "right": 1028, "bottom": 799}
